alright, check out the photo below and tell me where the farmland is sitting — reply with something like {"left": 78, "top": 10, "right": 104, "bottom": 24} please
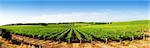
{"left": 0, "top": 20, "right": 150, "bottom": 48}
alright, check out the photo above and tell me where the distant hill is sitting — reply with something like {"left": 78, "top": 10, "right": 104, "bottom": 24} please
{"left": 2, "top": 20, "right": 149, "bottom": 26}
{"left": 112, "top": 20, "right": 150, "bottom": 25}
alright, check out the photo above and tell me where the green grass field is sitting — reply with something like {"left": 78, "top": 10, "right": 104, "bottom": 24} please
{"left": 0, "top": 20, "right": 149, "bottom": 42}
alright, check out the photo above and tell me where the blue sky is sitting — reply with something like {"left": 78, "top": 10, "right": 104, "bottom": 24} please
{"left": 0, "top": 0, "right": 149, "bottom": 25}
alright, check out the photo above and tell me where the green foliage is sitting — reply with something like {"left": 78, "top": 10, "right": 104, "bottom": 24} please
{"left": 66, "top": 29, "right": 73, "bottom": 40}
{"left": 0, "top": 20, "right": 149, "bottom": 42}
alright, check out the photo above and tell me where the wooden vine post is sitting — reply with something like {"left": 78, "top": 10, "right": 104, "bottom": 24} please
{"left": 59, "top": 39, "right": 61, "bottom": 42}
{"left": 132, "top": 36, "right": 134, "bottom": 41}
{"left": 20, "top": 43, "right": 23, "bottom": 48}
{"left": 28, "top": 45, "right": 30, "bottom": 48}
{"left": 80, "top": 39, "right": 82, "bottom": 44}
{"left": 105, "top": 38, "right": 108, "bottom": 44}
{"left": 39, "top": 44, "right": 42, "bottom": 48}
{"left": 28, "top": 40, "right": 32, "bottom": 48}
{"left": 143, "top": 34, "right": 145, "bottom": 40}
{"left": 38, "top": 42, "right": 42, "bottom": 48}
{"left": 44, "top": 37, "right": 46, "bottom": 41}
{"left": 68, "top": 39, "right": 70, "bottom": 43}
{"left": 90, "top": 39, "right": 92, "bottom": 43}
{"left": 142, "top": 28, "right": 146, "bottom": 40}
{"left": 119, "top": 39, "right": 122, "bottom": 43}
{"left": 31, "top": 45, "right": 35, "bottom": 48}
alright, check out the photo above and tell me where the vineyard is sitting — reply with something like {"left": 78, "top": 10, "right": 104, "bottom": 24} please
{"left": 0, "top": 20, "right": 149, "bottom": 44}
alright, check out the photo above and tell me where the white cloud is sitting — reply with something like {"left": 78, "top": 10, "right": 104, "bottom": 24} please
{"left": 0, "top": 10, "right": 148, "bottom": 25}
{"left": 28, "top": 12, "right": 109, "bottom": 23}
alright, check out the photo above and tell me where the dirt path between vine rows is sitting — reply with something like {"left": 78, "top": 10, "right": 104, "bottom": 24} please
{"left": 0, "top": 31, "right": 150, "bottom": 48}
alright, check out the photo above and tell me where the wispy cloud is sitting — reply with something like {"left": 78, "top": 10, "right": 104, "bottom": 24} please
{"left": 0, "top": 11, "right": 110, "bottom": 25}
{"left": 28, "top": 12, "right": 110, "bottom": 22}
{"left": 0, "top": 9, "right": 148, "bottom": 25}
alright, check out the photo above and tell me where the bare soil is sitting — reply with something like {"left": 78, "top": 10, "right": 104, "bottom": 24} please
{"left": 0, "top": 32, "right": 150, "bottom": 48}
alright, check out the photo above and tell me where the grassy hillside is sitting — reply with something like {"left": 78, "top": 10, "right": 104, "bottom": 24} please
{"left": 112, "top": 20, "right": 149, "bottom": 25}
